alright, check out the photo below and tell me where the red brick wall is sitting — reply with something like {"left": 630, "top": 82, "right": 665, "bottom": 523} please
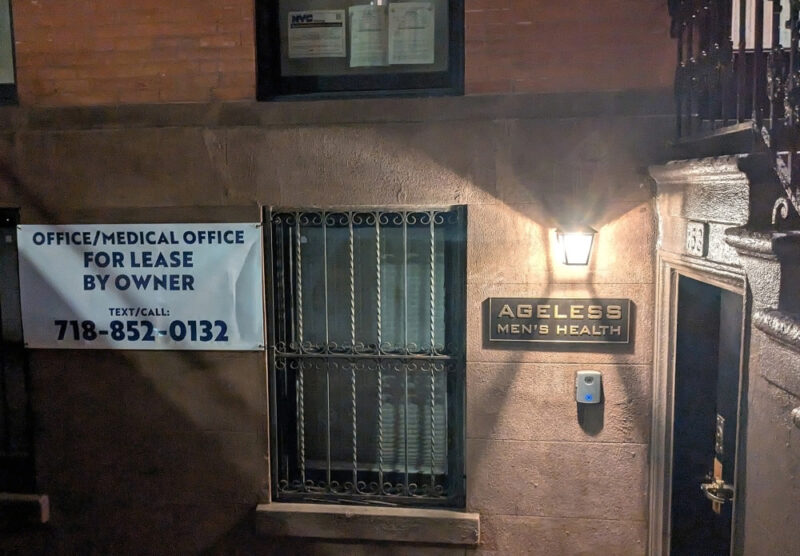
{"left": 12, "top": 0, "right": 255, "bottom": 105}
{"left": 10, "top": 0, "right": 674, "bottom": 105}
{"left": 465, "top": 0, "right": 675, "bottom": 94}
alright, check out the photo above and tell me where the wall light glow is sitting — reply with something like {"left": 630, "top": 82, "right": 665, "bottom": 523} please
{"left": 556, "top": 227, "right": 596, "bottom": 266}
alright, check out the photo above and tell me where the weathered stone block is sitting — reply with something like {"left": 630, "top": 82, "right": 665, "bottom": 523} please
{"left": 257, "top": 123, "right": 498, "bottom": 208}
{"left": 30, "top": 351, "right": 267, "bottom": 507}
{"left": 743, "top": 378, "right": 800, "bottom": 556}
{"left": 466, "top": 438, "right": 648, "bottom": 521}
{"left": 467, "top": 201, "right": 655, "bottom": 285}
{"left": 9, "top": 127, "right": 257, "bottom": 217}
{"left": 467, "top": 362, "right": 651, "bottom": 444}
{"left": 256, "top": 503, "right": 479, "bottom": 545}
{"left": 476, "top": 514, "right": 646, "bottom": 555}
{"left": 496, "top": 117, "right": 668, "bottom": 208}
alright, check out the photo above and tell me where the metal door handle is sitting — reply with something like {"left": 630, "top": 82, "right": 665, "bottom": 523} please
{"left": 700, "top": 479, "right": 734, "bottom": 504}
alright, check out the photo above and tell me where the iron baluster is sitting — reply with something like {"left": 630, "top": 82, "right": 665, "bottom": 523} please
{"left": 404, "top": 357, "right": 409, "bottom": 496}
{"left": 323, "top": 212, "right": 332, "bottom": 489}
{"left": 294, "top": 215, "right": 306, "bottom": 490}
{"left": 323, "top": 213, "right": 330, "bottom": 353}
{"left": 375, "top": 213, "right": 384, "bottom": 493}
{"left": 787, "top": 2, "right": 800, "bottom": 223}
{"left": 298, "top": 359, "right": 306, "bottom": 490}
{"left": 403, "top": 212, "right": 409, "bottom": 356}
{"left": 686, "top": 6, "right": 697, "bottom": 134}
{"left": 677, "top": 11, "right": 686, "bottom": 137}
{"left": 351, "top": 358, "right": 358, "bottom": 492}
{"left": 708, "top": 0, "right": 720, "bottom": 128}
{"left": 348, "top": 214, "right": 359, "bottom": 491}
{"left": 768, "top": 0, "right": 787, "bottom": 132}
{"left": 698, "top": 0, "right": 711, "bottom": 129}
{"left": 755, "top": 0, "right": 767, "bottom": 127}
{"left": 429, "top": 212, "right": 437, "bottom": 490}
{"left": 786, "top": 2, "right": 800, "bottom": 126}
{"left": 402, "top": 212, "right": 409, "bottom": 496}
{"left": 719, "top": 0, "right": 732, "bottom": 125}
{"left": 429, "top": 212, "right": 436, "bottom": 356}
{"left": 738, "top": 0, "right": 749, "bottom": 121}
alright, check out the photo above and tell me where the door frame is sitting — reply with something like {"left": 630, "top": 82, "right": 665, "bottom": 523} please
{"left": 648, "top": 251, "right": 751, "bottom": 556}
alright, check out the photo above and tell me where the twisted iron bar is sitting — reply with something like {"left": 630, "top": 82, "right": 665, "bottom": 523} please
{"left": 428, "top": 210, "right": 436, "bottom": 486}
{"left": 375, "top": 212, "right": 385, "bottom": 491}
{"left": 294, "top": 213, "right": 304, "bottom": 348}
{"left": 294, "top": 214, "right": 306, "bottom": 489}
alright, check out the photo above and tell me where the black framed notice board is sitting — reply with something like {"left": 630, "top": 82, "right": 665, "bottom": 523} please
{"left": 256, "top": 0, "right": 464, "bottom": 99}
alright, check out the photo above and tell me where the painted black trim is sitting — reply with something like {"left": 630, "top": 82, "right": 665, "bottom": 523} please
{"left": 256, "top": 1, "right": 464, "bottom": 100}
{"left": 0, "top": 207, "right": 18, "bottom": 226}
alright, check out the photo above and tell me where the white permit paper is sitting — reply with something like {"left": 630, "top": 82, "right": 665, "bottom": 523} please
{"left": 731, "top": 0, "right": 791, "bottom": 49}
{"left": 288, "top": 10, "right": 346, "bottom": 58}
{"left": 388, "top": 2, "right": 435, "bottom": 65}
{"left": 17, "top": 223, "right": 265, "bottom": 350}
{"left": 349, "top": 5, "right": 388, "bottom": 68}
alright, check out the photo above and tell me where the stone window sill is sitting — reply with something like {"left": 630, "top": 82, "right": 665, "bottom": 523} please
{"left": 255, "top": 502, "right": 480, "bottom": 546}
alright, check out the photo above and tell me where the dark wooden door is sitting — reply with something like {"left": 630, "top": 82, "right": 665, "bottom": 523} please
{"left": 670, "top": 275, "right": 743, "bottom": 555}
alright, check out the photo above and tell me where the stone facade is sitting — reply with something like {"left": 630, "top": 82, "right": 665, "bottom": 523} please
{"left": 0, "top": 1, "right": 686, "bottom": 553}
{"left": 0, "top": 93, "right": 672, "bottom": 554}
{"left": 649, "top": 155, "right": 800, "bottom": 556}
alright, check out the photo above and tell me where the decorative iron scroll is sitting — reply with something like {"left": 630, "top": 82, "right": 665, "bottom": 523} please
{"left": 274, "top": 357, "right": 452, "bottom": 501}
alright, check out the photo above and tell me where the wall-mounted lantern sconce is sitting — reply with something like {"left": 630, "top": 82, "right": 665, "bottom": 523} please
{"left": 556, "top": 226, "right": 597, "bottom": 266}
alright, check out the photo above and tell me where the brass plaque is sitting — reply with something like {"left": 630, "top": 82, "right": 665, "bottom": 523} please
{"left": 488, "top": 298, "right": 631, "bottom": 344}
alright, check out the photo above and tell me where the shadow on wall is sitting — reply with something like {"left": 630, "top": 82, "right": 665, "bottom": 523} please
{"left": 0, "top": 106, "right": 669, "bottom": 553}
{"left": 0, "top": 158, "right": 270, "bottom": 554}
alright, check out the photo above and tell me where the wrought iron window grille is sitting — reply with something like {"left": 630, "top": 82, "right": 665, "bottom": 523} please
{"left": 267, "top": 208, "right": 466, "bottom": 507}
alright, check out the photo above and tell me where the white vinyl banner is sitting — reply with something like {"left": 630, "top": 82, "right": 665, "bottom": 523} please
{"left": 17, "top": 223, "right": 265, "bottom": 350}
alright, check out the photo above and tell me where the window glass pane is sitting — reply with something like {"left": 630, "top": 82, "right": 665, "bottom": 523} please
{"left": 0, "top": 2, "right": 14, "bottom": 84}
{"left": 380, "top": 221, "right": 405, "bottom": 350}
{"left": 353, "top": 221, "right": 378, "bottom": 349}
{"left": 299, "top": 223, "right": 325, "bottom": 346}
{"left": 279, "top": 0, "right": 450, "bottom": 77}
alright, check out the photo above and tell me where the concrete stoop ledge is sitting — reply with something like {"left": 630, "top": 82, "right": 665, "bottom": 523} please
{"left": 255, "top": 502, "right": 480, "bottom": 545}
{"left": 0, "top": 493, "right": 50, "bottom": 525}
{"left": 752, "top": 309, "right": 800, "bottom": 353}
{"left": 725, "top": 227, "right": 800, "bottom": 336}
{"left": 726, "top": 226, "right": 800, "bottom": 399}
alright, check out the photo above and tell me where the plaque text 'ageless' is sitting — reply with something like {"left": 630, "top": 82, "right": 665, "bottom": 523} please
{"left": 488, "top": 298, "right": 631, "bottom": 344}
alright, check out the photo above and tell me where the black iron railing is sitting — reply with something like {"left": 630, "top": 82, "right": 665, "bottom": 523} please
{"left": 672, "top": 0, "right": 800, "bottom": 224}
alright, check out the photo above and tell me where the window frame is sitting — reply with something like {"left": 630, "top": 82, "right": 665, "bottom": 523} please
{"left": 0, "top": 0, "right": 17, "bottom": 105}
{"left": 255, "top": 1, "right": 464, "bottom": 100}
{"left": 265, "top": 206, "right": 467, "bottom": 508}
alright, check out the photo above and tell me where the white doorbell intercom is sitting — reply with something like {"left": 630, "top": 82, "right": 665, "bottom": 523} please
{"left": 576, "top": 370, "right": 602, "bottom": 404}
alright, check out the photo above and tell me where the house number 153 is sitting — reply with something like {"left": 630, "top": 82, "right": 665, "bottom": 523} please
{"left": 685, "top": 221, "right": 708, "bottom": 257}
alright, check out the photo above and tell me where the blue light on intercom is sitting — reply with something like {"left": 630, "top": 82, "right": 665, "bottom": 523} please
{"left": 576, "top": 370, "right": 602, "bottom": 404}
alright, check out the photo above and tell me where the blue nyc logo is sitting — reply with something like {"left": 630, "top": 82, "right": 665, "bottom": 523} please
{"left": 291, "top": 13, "right": 313, "bottom": 24}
